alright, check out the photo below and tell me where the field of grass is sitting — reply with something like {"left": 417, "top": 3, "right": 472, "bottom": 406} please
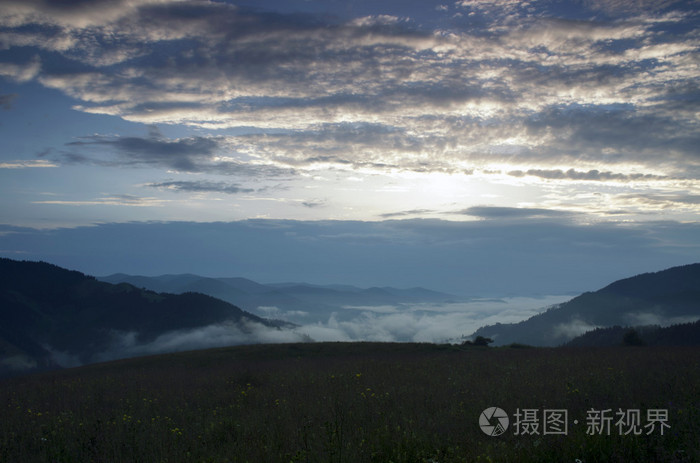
{"left": 1, "top": 342, "right": 698, "bottom": 462}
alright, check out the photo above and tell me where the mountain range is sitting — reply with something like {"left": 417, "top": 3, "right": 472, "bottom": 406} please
{"left": 0, "top": 258, "right": 290, "bottom": 377}
{"left": 469, "top": 263, "right": 700, "bottom": 346}
{"left": 99, "top": 273, "right": 459, "bottom": 324}
{"left": 2, "top": 258, "right": 699, "bottom": 378}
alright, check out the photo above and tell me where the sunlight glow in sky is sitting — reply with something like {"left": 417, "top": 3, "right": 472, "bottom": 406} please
{"left": 1, "top": 0, "right": 698, "bottom": 228}
{"left": 1, "top": 1, "right": 699, "bottom": 295}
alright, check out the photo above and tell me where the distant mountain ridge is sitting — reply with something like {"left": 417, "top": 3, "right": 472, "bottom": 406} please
{"left": 99, "top": 273, "right": 460, "bottom": 323}
{"left": 470, "top": 263, "right": 700, "bottom": 346}
{"left": 4, "top": 259, "right": 698, "bottom": 377}
{"left": 0, "top": 258, "right": 291, "bottom": 377}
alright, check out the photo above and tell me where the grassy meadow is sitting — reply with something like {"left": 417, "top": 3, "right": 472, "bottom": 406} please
{"left": 1, "top": 343, "right": 698, "bottom": 462}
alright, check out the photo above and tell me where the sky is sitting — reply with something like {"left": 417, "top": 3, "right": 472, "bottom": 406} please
{"left": 1, "top": 0, "right": 699, "bottom": 297}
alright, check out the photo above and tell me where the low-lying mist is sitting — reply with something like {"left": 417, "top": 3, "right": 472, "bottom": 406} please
{"left": 49, "top": 296, "right": 570, "bottom": 367}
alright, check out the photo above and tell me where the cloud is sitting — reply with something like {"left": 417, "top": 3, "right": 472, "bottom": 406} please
{"left": 0, "top": 0, "right": 164, "bottom": 29}
{"left": 507, "top": 17, "right": 647, "bottom": 54}
{"left": 301, "top": 200, "right": 326, "bottom": 209}
{"left": 618, "top": 193, "right": 700, "bottom": 208}
{"left": 583, "top": 0, "right": 682, "bottom": 15}
{"left": 17, "top": 290, "right": 700, "bottom": 367}
{"left": 65, "top": 134, "right": 221, "bottom": 171}
{"left": 522, "top": 106, "right": 700, "bottom": 163}
{"left": 93, "top": 320, "right": 305, "bottom": 363}
{"left": 291, "top": 296, "right": 568, "bottom": 343}
{"left": 459, "top": 206, "right": 574, "bottom": 219}
{"left": 552, "top": 318, "right": 600, "bottom": 339}
{"left": 342, "top": 305, "right": 399, "bottom": 314}
{"left": 1, "top": 0, "right": 696, "bottom": 189}
{"left": 507, "top": 168, "right": 669, "bottom": 182}
{"left": 0, "top": 354, "right": 37, "bottom": 371}
{"left": 33, "top": 194, "right": 166, "bottom": 207}
{"left": 380, "top": 209, "right": 438, "bottom": 218}
{"left": 42, "top": 322, "right": 302, "bottom": 367}
{"left": 255, "top": 306, "right": 309, "bottom": 319}
{"left": 454, "top": 0, "right": 527, "bottom": 16}
{"left": 0, "top": 56, "right": 41, "bottom": 82}
{"left": 56, "top": 131, "right": 295, "bottom": 178}
{"left": 622, "top": 312, "right": 700, "bottom": 327}
{"left": 0, "top": 160, "right": 57, "bottom": 169}
{"left": 1, "top": 1, "right": 698, "bottom": 227}
{"left": 146, "top": 180, "right": 254, "bottom": 195}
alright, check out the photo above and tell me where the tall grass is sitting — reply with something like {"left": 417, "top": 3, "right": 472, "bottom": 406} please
{"left": 1, "top": 343, "right": 698, "bottom": 462}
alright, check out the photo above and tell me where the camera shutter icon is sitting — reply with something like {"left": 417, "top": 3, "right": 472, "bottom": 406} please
{"left": 480, "top": 407, "right": 509, "bottom": 436}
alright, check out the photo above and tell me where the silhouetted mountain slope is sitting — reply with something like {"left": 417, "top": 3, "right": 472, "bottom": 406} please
{"left": 0, "top": 259, "right": 289, "bottom": 377}
{"left": 470, "top": 263, "right": 700, "bottom": 346}
{"left": 564, "top": 320, "right": 700, "bottom": 347}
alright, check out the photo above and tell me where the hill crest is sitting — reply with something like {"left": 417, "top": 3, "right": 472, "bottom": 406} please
{"left": 0, "top": 258, "right": 291, "bottom": 378}
{"left": 469, "top": 263, "right": 700, "bottom": 346}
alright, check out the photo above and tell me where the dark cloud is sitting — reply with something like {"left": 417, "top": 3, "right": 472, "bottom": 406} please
{"left": 507, "top": 168, "right": 668, "bottom": 182}
{"left": 459, "top": 206, "right": 574, "bottom": 219}
{"left": 146, "top": 181, "right": 255, "bottom": 195}
{"left": 301, "top": 200, "right": 326, "bottom": 208}
{"left": 58, "top": 132, "right": 295, "bottom": 178}
{"left": 619, "top": 193, "right": 700, "bottom": 207}
{"left": 379, "top": 209, "right": 437, "bottom": 218}
{"left": 522, "top": 105, "right": 700, "bottom": 163}
{"left": 66, "top": 134, "right": 220, "bottom": 171}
